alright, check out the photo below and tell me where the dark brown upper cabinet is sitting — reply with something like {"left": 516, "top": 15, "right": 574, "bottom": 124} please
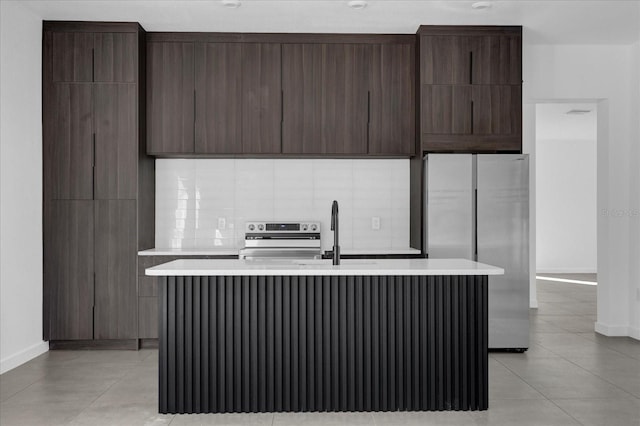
{"left": 368, "top": 43, "right": 415, "bottom": 155}
{"left": 282, "top": 43, "right": 369, "bottom": 155}
{"left": 51, "top": 31, "right": 137, "bottom": 83}
{"left": 194, "top": 42, "right": 282, "bottom": 154}
{"left": 418, "top": 26, "right": 522, "bottom": 153}
{"left": 147, "top": 42, "right": 195, "bottom": 154}
{"left": 146, "top": 33, "right": 415, "bottom": 157}
{"left": 421, "top": 85, "right": 521, "bottom": 136}
{"left": 94, "top": 84, "right": 138, "bottom": 199}
{"left": 420, "top": 32, "right": 521, "bottom": 85}
{"left": 241, "top": 43, "right": 282, "bottom": 154}
{"left": 195, "top": 43, "right": 243, "bottom": 154}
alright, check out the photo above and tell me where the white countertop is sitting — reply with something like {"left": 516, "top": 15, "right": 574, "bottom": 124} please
{"left": 138, "top": 248, "right": 422, "bottom": 256}
{"left": 138, "top": 248, "right": 239, "bottom": 256}
{"left": 146, "top": 258, "right": 504, "bottom": 276}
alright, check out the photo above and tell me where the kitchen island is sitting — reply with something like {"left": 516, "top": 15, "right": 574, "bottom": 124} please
{"left": 147, "top": 258, "right": 504, "bottom": 414}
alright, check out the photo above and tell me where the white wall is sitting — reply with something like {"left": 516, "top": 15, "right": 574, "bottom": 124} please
{"left": 535, "top": 105, "right": 597, "bottom": 273}
{"left": 0, "top": 1, "right": 48, "bottom": 373}
{"left": 522, "top": 39, "right": 640, "bottom": 338}
{"left": 156, "top": 159, "right": 410, "bottom": 252}
{"left": 629, "top": 38, "right": 640, "bottom": 339}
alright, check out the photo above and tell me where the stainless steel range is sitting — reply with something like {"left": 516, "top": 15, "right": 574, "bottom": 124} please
{"left": 238, "top": 221, "right": 322, "bottom": 260}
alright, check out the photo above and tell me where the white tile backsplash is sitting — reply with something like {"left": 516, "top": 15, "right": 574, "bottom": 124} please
{"left": 156, "top": 159, "right": 410, "bottom": 251}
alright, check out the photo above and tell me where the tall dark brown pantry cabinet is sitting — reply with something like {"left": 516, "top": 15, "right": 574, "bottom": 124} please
{"left": 43, "top": 22, "right": 154, "bottom": 347}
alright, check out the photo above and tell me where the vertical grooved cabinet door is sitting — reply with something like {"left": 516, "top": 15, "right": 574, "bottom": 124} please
{"left": 51, "top": 32, "right": 94, "bottom": 82}
{"left": 282, "top": 44, "right": 368, "bottom": 154}
{"left": 195, "top": 43, "right": 243, "bottom": 154}
{"left": 422, "top": 85, "right": 471, "bottom": 135}
{"left": 93, "top": 33, "right": 138, "bottom": 83}
{"left": 471, "top": 35, "right": 522, "bottom": 85}
{"left": 472, "top": 85, "right": 522, "bottom": 137}
{"left": 47, "top": 83, "right": 94, "bottom": 199}
{"left": 369, "top": 43, "right": 415, "bottom": 155}
{"left": 94, "top": 84, "right": 137, "bottom": 199}
{"left": 281, "top": 44, "right": 322, "bottom": 154}
{"left": 94, "top": 200, "right": 137, "bottom": 339}
{"left": 322, "top": 44, "right": 369, "bottom": 155}
{"left": 420, "top": 36, "right": 471, "bottom": 85}
{"left": 47, "top": 200, "right": 94, "bottom": 340}
{"left": 147, "top": 42, "right": 195, "bottom": 154}
{"left": 241, "top": 43, "right": 282, "bottom": 154}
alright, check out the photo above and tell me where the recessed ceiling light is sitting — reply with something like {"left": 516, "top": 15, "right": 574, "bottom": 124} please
{"left": 566, "top": 109, "right": 592, "bottom": 115}
{"left": 221, "top": 0, "right": 241, "bottom": 9}
{"left": 348, "top": 1, "right": 368, "bottom": 10}
{"left": 471, "top": 1, "right": 492, "bottom": 10}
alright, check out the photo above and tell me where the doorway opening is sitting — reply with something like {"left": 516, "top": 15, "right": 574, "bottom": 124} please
{"left": 533, "top": 101, "right": 598, "bottom": 324}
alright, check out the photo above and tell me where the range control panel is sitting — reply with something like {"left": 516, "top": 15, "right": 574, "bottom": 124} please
{"left": 245, "top": 222, "right": 321, "bottom": 233}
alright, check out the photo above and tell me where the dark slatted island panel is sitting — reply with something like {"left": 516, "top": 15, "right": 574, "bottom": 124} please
{"left": 158, "top": 275, "right": 488, "bottom": 414}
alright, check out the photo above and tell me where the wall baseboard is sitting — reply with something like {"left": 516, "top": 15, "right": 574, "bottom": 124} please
{"left": 595, "top": 322, "right": 632, "bottom": 337}
{"left": 536, "top": 269, "right": 598, "bottom": 274}
{"left": 630, "top": 327, "right": 640, "bottom": 341}
{"left": 0, "top": 341, "right": 48, "bottom": 374}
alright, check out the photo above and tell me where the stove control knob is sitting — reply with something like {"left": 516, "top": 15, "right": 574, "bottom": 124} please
{"left": 248, "top": 224, "right": 255, "bottom": 231}
{"left": 258, "top": 224, "right": 265, "bottom": 231}
{"left": 302, "top": 224, "right": 308, "bottom": 231}
{"left": 310, "top": 224, "right": 317, "bottom": 231}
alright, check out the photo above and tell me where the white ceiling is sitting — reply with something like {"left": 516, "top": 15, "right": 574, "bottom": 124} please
{"left": 536, "top": 102, "right": 597, "bottom": 141}
{"left": 18, "top": 0, "right": 640, "bottom": 45}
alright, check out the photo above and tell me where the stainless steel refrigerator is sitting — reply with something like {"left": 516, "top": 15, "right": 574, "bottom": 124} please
{"left": 425, "top": 154, "right": 529, "bottom": 351}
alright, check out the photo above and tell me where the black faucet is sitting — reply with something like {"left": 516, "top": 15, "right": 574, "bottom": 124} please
{"left": 331, "top": 200, "right": 340, "bottom": 265}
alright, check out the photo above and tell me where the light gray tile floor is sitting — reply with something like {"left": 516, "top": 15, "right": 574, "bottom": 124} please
{"left": 1, "top": 274, "right": 638, "bottom": 425}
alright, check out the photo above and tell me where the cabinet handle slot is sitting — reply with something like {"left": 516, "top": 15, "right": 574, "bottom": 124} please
{"left": 470, "top": 100, "right": 474, "bottom": 134}
{"left": 92, "top": 133, "right": 96, "bottom": 168}
{"left": 92, "top": 133, "right": 96, "bottom": 199}
{"left": 469, "top": 51, "right": 473, "bottom": 84}
{"left": 92, "top": 48, "right": 95, "bottom": 82}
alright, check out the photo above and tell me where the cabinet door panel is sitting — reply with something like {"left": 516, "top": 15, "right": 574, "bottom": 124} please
{"left": 241, "top": 43, "right": 282, "bottom": 154}
{"left": 472, "top": 85, "right": 521, "bottom": 136}
{"left": 422, "top": 85, "right": 471, "bottom": 135}
{"left": 47, "top": 83, "right": 94, "bottom": 199}
{"left": 471, "top": 35, "right": 522, "bottom": 85}
{"left": 52, "top": 32, "right": 94, "bottom": 82}
{"left": 282, "top": 44, "right": 322, "bottom": 153}
{"left": 94, "top": 33, "right": 137, "bottom": 83}
{"left": 369, "top": 44, "right": 414, "bottom": 155}
{"left": 420, "top": 36, "right": 471, "bottom": 85}
{"left": 94, "top": 200, "right": 137, "bottom": 339}
{"left": 147, "top": 42, "right": 195, "bottom": 154}
{"left": 282, "top": 44, "right": 368, "bottom": 154}
{"left": 46, "top": 200, "right": 94, "bottom": 340}
{"left": 94, "top": 84, "right": 137, "bottom": 199}
{"left": 195, "top": 43, "right": 243, "bottom": 154}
